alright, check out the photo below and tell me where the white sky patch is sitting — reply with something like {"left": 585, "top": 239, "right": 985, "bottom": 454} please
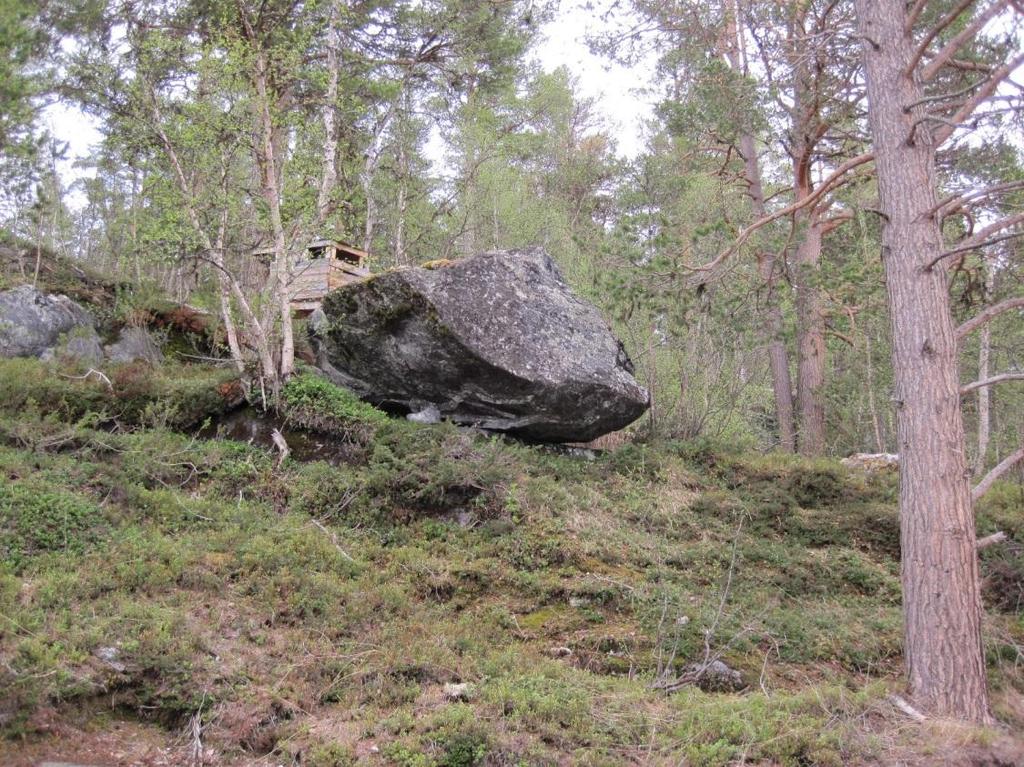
{"left": 43, "top": 102, "right": 103, "bottom": 208}
{"left": 534, "top": 1, "right": 657, "bottom": 158}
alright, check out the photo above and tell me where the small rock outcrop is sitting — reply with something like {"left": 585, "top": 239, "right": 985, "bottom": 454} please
{"left": 311, "top": 249, "right": 649, "bottom": 442}
{"left": 0, "top": 285, "right": 102, "bottom": 363}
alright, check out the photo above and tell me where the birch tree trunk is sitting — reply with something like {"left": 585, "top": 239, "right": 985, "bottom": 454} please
{"left": 252, "top": 49, "right": 294, "bottom": 388}
{"left": 856, "top": 0, "right": 990, "bottom": 721}
{"left": 316, "top": 1, "right": 340, "bottom": 227}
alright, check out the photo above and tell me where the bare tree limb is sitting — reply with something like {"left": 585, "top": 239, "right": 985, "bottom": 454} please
{"left": 928, "top": 213, "right": 1024, "bottom": 268}
{"left": 59, "top": 369, "right": 113, "bottom": 390}
{"left": 932, "top": 179, "right": 1024, "bottom": 219}
{"left": 973, "top": 446, "right": 1024, "bottom": 503}
{"left": 977, "top": 531, "right": 1007, "bottom": 549}
{"left": 957, "top": 296, "right": 1024, "bottom": 339}
{"left": 960, "top": 372, "right": 1024, "bottom": 395}
{"left": 954, "top": 210, "right": 1024, "bottom": 252}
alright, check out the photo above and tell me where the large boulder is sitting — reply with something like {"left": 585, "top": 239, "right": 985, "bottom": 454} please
{"left": 310, "top": 248, "right": 649, "bottom": 442}
{"left": 0, "top": 284, "right": 102, "bottom": 363}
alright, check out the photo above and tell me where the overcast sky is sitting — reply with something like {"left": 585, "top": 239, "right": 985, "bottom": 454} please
{"left": 535, "top": 1, "right": 657, "bottom": 157}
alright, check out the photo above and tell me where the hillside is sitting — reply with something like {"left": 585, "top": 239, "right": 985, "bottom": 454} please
{"left": 0, "top": 353, "right": 1022, "bottom": 766}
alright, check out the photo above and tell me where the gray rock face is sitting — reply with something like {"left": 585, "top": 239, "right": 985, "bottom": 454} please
{"left": 687, "top": 659, "right": 744, "bottom": 693}
{"left": 311, "top": 248, "right": 649, "bottom": 442}
{"left": 105, "top": 326, "right": 163, "bottom": 365}
{"left": 0, "top": 285, "right": 101, "bottom": 363}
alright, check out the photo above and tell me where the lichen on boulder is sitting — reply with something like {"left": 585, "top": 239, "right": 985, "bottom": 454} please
{"left": 310, "top": 248, "right": 649, "bottom": 443}
{"left": 0, "top": 284, "right": 102, "bottom": 364}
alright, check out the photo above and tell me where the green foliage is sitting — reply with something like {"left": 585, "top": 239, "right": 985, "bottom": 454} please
{"left": 0, "top": 358, "right": 1019, "bottom": 760}
{"left": 282, "top": 373, "right": 390, "bottom": 435}
{"left": 0, "top": 357, "right": 239, "bottom": 428}
{"left": 0, "top": 480, "right": 104, "bottom": 571}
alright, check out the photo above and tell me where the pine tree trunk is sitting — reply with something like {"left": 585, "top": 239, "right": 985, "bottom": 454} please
{"left": 856, "top": 0, "right": 990, "bottom": 721}
{"left": 974, "top": 263, "right": 994, "bottom": 477}
{"left": 794, "top": 216, "right": 826, "bottom": 455}
{"left": 739, "top": 132, "right": 797, "bottom": 453}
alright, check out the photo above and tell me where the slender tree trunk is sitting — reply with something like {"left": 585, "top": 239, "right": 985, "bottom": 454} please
{"left": 739, "top": 132, "right": 797, "bottom": 453}
{"left": 360, "top": 106, "right": 397, "bottom": 254}
{"left": 130, "top": 168, "right": 142, "bottom": 284}
{"left": 316, "top": 1, "right": 340, "bottom": 227}
{"left": 857, "top": 0, "right": 990, "bottom": 722}
{"left": 252, "top": 50, "right": 294, "bottom": 388}
{"left": 866, "top": 331, "right": 885, "bottom": 453}
{"left": 974, "top": 262, "right": 994, "bottom": 476}
{"left": 794, "top": 213, "right": 827, "bottom": 455}
{"left": 722, "top": 0, "right": 797, "bottom": 452}
{"left": 214, "top": 211, "right": 245, "bottom": 375}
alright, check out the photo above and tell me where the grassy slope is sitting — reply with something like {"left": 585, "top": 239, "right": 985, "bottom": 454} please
{"left": 0, "top": 362, "right": 1021, "bottom": 766}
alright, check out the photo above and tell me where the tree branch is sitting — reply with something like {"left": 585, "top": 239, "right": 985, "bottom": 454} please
{"left": 957, "top": 296, "right": 1024, "bottom": 339}
{"left": 921, "top": 0, "right": 1010, "bottom": 81}
{"left": 932, "top": 179, "right": 1024, "bottom": 219}
{"left": 905, "top": 0, "right": 932, "bottom": 32}
{"left": 928, "top": 213, "right": 1024, "bottom": 269}
{"left": 973, "top": 446, "right": 1024, "bottom": 503}
{"left": 935, "top": 51, "right": 1024, "bottom": 144}
{"left": 976, "top": 531, "right": 1007, "bottom": 549}
{"left": 954, "top": 210, "right": 1024, "bottom": 252}
{"left": 905, "top": 0, "right": 979, "bottom": 76}
{"left": 688, "top": 152, "right": 874, "bottom": 281}
{"left": 960, "top": 372, "right": 1024, "bottom": 395}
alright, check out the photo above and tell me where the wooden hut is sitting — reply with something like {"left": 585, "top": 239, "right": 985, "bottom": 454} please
{"left": 250, "top": 239, "right": 372, "bottom": 314}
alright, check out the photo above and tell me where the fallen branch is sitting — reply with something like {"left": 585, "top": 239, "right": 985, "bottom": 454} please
{"left": 977, "top": 531, "right": 1007, "bottom": 550}
{"left": 271, "top": 428, "right": 290, "bottom": 468}
{"left": 889, "top": 694, "right": 927, "bottom": 723}
{"left": 973, "top": 446, "right": 1024, "bottom": 503}
{"left": 309, "top": 517, "right": 356, "bottom": 563}
{"left": 59, "top": 368, "right": 113, "bottom": 391}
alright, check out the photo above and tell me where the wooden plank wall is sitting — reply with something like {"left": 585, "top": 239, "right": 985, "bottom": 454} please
{"left": 290, "top": 259, "right": 330, "bottom": 301}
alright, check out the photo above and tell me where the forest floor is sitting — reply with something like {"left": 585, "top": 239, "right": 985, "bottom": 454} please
{"left": 1, "top": 251, "right": 1024, "bottom": 766}
{"left": 0, "top": 356, "right": 1022, "bottom": 767}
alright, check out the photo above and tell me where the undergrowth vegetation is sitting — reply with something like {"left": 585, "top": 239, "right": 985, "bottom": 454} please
{"left": 0, "top": 358, "right": 1021, "bottom": 765}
